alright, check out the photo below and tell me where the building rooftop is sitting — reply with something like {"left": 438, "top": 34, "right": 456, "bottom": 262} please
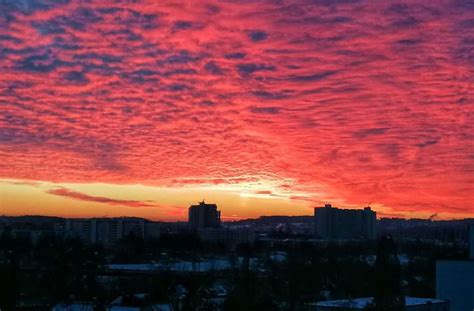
{"left": 316, "top": 297, "right": 446, "bottom": 308}
{"left": 190, "top": 200, "right": 218, "bottom": 207}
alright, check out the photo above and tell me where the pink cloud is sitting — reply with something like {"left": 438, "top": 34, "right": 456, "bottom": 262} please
{"left": 0, "top": 0, "right": 472, "bottom": 218}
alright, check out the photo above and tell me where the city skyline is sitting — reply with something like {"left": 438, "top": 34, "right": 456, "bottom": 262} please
{"left": 1, "top": 0, "right": 473, "bottom": 221}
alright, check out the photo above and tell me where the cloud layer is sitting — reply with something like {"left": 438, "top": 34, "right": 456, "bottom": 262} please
{"left": 0, "top": 0, "right": 473, "bottom": 217}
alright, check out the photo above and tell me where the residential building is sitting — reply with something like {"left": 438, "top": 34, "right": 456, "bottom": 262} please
{"left": 314, "top": 204, "right": 376, "bottom": 240}
{"left": 65, "top": 218, "right": 160, "bottom": 244}
{"left": 188, "top": 201, "right": 221, "bottom": 229}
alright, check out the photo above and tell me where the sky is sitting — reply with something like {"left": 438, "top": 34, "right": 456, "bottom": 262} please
{"left": 0, "top": 0, "right": 473, "bottom": 221}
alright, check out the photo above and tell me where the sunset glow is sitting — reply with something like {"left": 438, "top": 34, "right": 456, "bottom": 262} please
{"left": 0, "top": 0, "right": 473, "bottom": 220}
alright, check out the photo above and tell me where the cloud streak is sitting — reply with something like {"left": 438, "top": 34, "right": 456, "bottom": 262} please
{"left": 47, "top": 187, "right": 157, "bottom": 208}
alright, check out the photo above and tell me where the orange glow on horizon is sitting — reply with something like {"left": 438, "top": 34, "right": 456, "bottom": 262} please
{"left": 1, "top": 179, "right": 471, "bottom": 221}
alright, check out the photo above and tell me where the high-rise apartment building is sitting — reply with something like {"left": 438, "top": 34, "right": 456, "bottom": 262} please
{"left": 188, "top": 201, "right": 221, "bottom": 229}
{"left": 314, "top": 204, "right": 376, "bottom": 240}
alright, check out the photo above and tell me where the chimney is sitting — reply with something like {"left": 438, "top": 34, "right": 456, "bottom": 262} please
{"left": 469, "top": 224, "right": 474, "bottom": 260}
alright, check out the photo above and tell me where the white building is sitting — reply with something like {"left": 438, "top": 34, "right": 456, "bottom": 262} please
{"left": 314, "top": 297, "right": 448, "bottom": 310}
{"left": 52, "top": 303, "right": 94, "bottom": 311}
{"left": 436, "top": 224, "right": 474, "bottom": 311}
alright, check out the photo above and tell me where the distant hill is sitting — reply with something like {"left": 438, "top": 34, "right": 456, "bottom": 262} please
{"left": 378, "top": 217, "right": 474, "bottom": 241}
{"left": 0, "top": 215, "right": 65, "bottom": 222}
{"left": 228, "top": 215, "right": 314, "bottom": 225}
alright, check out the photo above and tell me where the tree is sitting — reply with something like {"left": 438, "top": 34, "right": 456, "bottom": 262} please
{"left": 0, "top": 230, "right": 17, "bottom": 311}
{"left": 371, "top": 236, "right": 404, "bottom": 311}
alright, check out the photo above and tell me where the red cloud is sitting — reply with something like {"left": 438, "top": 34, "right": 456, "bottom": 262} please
{"left": 0, "top": 0, "right": 472, "bottom": 218}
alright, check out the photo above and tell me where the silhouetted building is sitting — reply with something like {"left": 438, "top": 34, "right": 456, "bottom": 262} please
{"left": 188, "top": 201, "right": 221, "bottom": 229}
{"left": 436, "top": 224, "right": 474, "bottom": 311}
{"left": 314, "top": 297, "right": 448, "bottom": 310}
{"left": 314, "top": 204, "right": 376, "bottom": 240}
{"left": 64, "top": 218, "right": 160, "bottom": 244}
